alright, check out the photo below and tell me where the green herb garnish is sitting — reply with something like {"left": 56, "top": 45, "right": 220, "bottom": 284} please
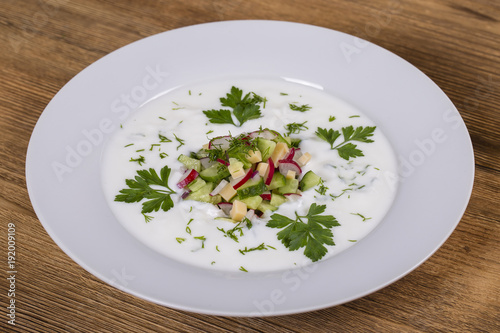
{"left": 217, "top": 222, "right": 244, "bottom": 242}
{"left": 315, "top": 126, "right": 376, "bottom": 160}
{"left": 129, "top": 155, "right": 146, "bottom": 165}
{"left": 315, "top": 179, "right": 328, "bottom": 196}
{"left": 115, "top": 166, "right": 175, "bottom": 214}
{"left": 284, "top": 121, "right": 308, "bottom": 135}
{"left": 239, "top": 243, "right": 272, "bottom": 255}
{"left": 194, "top": 236, "right": 206, "bottom": 248}
{"left": 266, "top": 203, "right": 340, "bottom": 262}
{"left": 289, "top": 103, "right": 311, "bottom": 112}
{"left": 173, "top": 133, "right": 185, "bottom": 150}
{"left": 203, "top": 86, "right": 265, "bottom": 127}
{"left": 159, "top": 134, "right": 172, "bottom": 143}
{"left": 351, "top": 213, "right": 372, "bottom": 221}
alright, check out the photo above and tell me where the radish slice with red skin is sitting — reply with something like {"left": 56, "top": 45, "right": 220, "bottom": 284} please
{"left": 265, "top": 158, "right": 275, "bottom": 185}
{"left": 233, "top": 169, "right": 253, "bottom": 189}
{"left": 284, "top": 193, "right": 302, "bottom": 201}
{"left": 278, "top": 160, "right": 302, "bottom": 176}
{"left": 176, "top": 169, "right": 199, "bottom": 189}
{"left": 251, "top": 172, "right": 261, "bottom": 182}
{"left": 217, "top": 202, "right": 233, "bottom": 216}
{"left": 210, "top": 179, "right": 229, "bottom": 196}
{"left": 283, "top": 147, "right": 296, "bottom": 161}
{"left": 260, "top": 191, "right": 272, "bottom": 201}
{"left": 209, "top": 135, "right": 232, "bottom": 150}
{"left": 217, "top": 158, "right": 229, "bottom": 166}
{"left": 248, "top": 129, "right": 277, "bottom": 140}
{"left": 292, "top": 149, "right": 302, "bottom": 162}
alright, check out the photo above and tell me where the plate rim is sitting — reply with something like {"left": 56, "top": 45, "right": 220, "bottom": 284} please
{"left": 25, "top": 19, "right": 475, "bottom": 316}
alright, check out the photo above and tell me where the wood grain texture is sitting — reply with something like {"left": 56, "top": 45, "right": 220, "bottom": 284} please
{"left": 1, "top": 0, "right": 499, "bottom": 332}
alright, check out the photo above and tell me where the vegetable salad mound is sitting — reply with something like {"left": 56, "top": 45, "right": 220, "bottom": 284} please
{"left": 176, "top": 128, "right": 321, "bottom": 222}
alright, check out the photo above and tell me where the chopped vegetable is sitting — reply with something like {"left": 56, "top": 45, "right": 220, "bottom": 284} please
{"left": 179, "top": 128, "right": 316, "bottom": 221}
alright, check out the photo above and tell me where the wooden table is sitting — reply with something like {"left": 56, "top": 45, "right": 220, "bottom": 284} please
{"left": 1, "top": 0, "right": 499, "bottom": 332}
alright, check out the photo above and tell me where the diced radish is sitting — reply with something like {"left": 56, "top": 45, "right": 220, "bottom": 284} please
{"left": 181, "top": 190, "right": 191, "bottom": 199}
{"left": 209, "top": 135, "right": 232, "bottom": 150}
{"left": 210, "top": 179, "right": 229, "bottom": 196}
{"left": 232, "top": 169, "right": 253, "bottom": 189}
{"left": 283, "top": 147, "right": 296, "bottom": 161}
{"left": 200, "top": 157, "right": 216, "bottom": 169}
{"left": 265, "top": 158, "right": 275, "bottom": 185}
{"left": 217, "top": 158, "right": 229, "bottom": 166}
{"left": 292, "top": 148, "right": 303, "bottom": 162}
{"left": 260, "top": 191, "right": 272, "bottom": 201}
{"left": 176, "top": 169, "right": 199, "bottom": 189}
{"left": 278, "top": 160, "right": 302, "bottom": 176}
{"left": 245, "top": 209, "right": 256, "bottom": 221}
{"left": 284, "top": 193, "right": 302, "bottom": 201}
{"left": 217, "top": 202, "right": 233, "bottom": 216}
{"left": 248, "top": 129, "right": 277, "bottom": 140}
{"left": 230, "top": 174, "right": 244, "bottom": 186}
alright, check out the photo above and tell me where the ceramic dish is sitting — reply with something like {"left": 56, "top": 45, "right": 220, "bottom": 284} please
{"left": 26, "top": 20, "right": 474, "bottom": 316}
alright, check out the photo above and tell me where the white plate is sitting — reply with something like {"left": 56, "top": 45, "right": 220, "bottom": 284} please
{"left": 26, "top": 20, "right": 474, "bottom": 316}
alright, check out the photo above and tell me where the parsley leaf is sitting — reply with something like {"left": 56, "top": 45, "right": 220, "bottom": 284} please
{"left": 342, "top": 125, "right": 376, "bottom": 143}
{"left": 337, "top": 143, "right": 363, "bottom": 160}
{"left": 115, "top": 166, "right": 176, "bottom": 215}
{"left": 203, "top": 86, "right": 265, "bottom": 127}
{"left": 233, "top": 103, "right": 261, "bottom": 125}
{"left": 315, "top": 125, "right": 376, "bottom": 160}
{"left": 266, "top": 203, "right": 340, "bottom": 262}
{"left": 315, "top": 128, "right": 341, "bottom": 149}
{"left": 202, "top": 109, "right": 235, "bottom": 125}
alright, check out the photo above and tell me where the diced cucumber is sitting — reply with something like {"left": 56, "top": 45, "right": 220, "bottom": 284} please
{"left": 270, "top": 193, "right": 287, "bottom": 207}
{"left": 300, "top": 170, "right": 322, "bottom": 191}
{"left": 186, "top": 183, "right": 222, "bottom": 204}
{"left": 272, "top": 133, "right": 291, "bottom": 147}
{"left": 290, "top": 138, "right": 302, "bottom": 148}
{"left": 199, "top": 164, "right": 230, "bottom": 183}
{"left": 256, "top": 138, "right": 276, "bottom": 161}
{"left": 233, "top": 153, "right": 253, "bottom": 169}
{"left": 194, "top": 149, "right": 208, "bottom": 159}
{"left": 278, "top": 178, "right": 299, "bottom": 194}
{"left": 239, "top": 195, "right": 263, "bottom": 210}
{"left": 187, "top": 177, "right": 206, "bottom": 192}
{"left": 178, "top": 154, "right": 201, "bottom": 172}
{"left": 237, "top": 179, "right": 267, "bottom": 199}
{"left": 237, "top": 175, "right": 263, "bottom": 190}
{"left": 257, "top": 201, "right": 277, "bottom": 213}
{"left": 267, "top": 172, "right": 286, "bottom": 190}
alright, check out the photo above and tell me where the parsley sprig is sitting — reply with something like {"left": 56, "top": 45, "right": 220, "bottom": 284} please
{"left": 315, "top": 125, "right": 376, "bottom": 160}
{"left": 115, "top": 166, "right": 176, "bottom": 214}
{"left": 266, "top": 204, "right": 340, "bottom": 262}
{"left": 203, "top": 86, "right": 266, "bottom": 127}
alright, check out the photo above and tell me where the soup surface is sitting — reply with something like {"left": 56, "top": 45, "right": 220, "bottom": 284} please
{"left": 101, "top": 77, "right": 398, "bottom": 272}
